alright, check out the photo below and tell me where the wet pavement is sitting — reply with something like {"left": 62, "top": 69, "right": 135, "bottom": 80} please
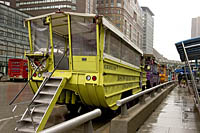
{"left": 2, "top": 82, "right": 200, "bottom": 133}
{"left": 0, "top": 81, "right": 69, "bottom": 133}
{"left": 137, "top": 85, "right": 200, "bottom": 133}
{"left": 0, "top": 81, "right": 34, "bottom": 132}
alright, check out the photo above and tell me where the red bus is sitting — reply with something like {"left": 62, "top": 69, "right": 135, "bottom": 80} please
{"left": 8, "top": 59, "right": 28, "bottom": 81}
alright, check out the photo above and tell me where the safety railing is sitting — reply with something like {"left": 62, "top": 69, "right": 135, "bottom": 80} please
{"left": 10, "top": 53, "right": 65, "bottom": 129}
{"left": 9, "top": 56, "right": 48, "bottom": 105}
{"left": 25, "top": 53, "right": 66, "bottom": 130}
{"left": 28, "top": 53, "right": 66, "bottom": 107}
{"left": 117, "top": 81, "right": 175, "bottom": 117}
{"left": 41, "top": 109, "right": 102, "bottom": 133}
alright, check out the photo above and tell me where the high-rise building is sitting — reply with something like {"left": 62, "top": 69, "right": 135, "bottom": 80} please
{"left": 191, "top": 17, "right": 200, "bottom": 38}
{"left": 0, "top": 0, "right": 11, "bottom": 6}
{"left": 0, "top": 3, "right": 30, "bottom": 74}
{"left": 96, "top": 0, "right": 143, "bottom": 48}
{"left": 13, "top": 0, "right": 96, "bottom": 16}
{"left": 142, "top": 7, "right": 154, "bottom": 55}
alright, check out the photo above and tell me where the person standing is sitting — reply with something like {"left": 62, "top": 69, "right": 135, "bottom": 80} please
{"left": 178, "top": 72, "right": 183, "bottom": 87}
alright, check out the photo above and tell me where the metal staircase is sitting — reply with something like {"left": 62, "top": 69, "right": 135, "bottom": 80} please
{"left": 15, "top": 77, "right": 67, "bottom": 132}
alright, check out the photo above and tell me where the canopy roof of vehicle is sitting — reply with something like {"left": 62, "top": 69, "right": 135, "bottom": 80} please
{"left": 25, "top": 11, "right": 143, "bottom": 55}
{"left": 175, "top": 37, "right": 200, "bottom": 61}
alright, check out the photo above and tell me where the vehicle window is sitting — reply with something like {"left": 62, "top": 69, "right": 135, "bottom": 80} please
{"left": 71, "top": 16, "right": 96, "bottom": 56}
{"left": 31, "top": 19, "right": 50, "bottom": 53}
{"left": 105, "top": 30, "right": 121, "bottom": 59}
{"left": 104, "top": 30, "right": 140, "bottom": 67}
{"left": 153, "top": 64, "right": 157, "bottom": 73}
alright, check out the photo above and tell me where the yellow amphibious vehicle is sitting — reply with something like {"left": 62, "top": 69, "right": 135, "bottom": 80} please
{"left": 16, "top": 12, "right": 146, "bottom": 132}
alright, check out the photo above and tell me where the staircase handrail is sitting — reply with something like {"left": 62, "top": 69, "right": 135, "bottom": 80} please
{"left": 9, "top": 56, "right": 48, "bottom": 105}
{"left": 25, "top": 53, "right": 66, "bottom": 131}
{"left": 28, "top": 53, "right": 66, "bottom": 107}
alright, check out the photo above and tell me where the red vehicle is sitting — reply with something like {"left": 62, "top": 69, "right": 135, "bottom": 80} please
{"left": 8, "top": 59, "right": 28, "bottom": 80}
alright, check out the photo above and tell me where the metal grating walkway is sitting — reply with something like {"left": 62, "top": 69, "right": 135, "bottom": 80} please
{"left": 137, "top": 86, "right": 200, "bottom": 133}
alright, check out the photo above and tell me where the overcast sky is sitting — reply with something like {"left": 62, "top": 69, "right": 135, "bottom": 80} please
{"left": 139, "top": 0, "right": 200, "bottom": 61}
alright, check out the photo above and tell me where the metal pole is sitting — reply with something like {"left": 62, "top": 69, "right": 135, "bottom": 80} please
{"left": 182, "top": 42, "right": 200, "bottom": 105}
{"left": 116, "top": 81, "right": 174, "bottom": 107}
{"left": 157, "top": 86, "right": 161, "bottom": 93}
{"left": 184, "top": 62, "right": 189, "bottom": 88}
{"left": 139, "top": 95, "right": 145, "bottom": 104}
{"left": 41, "top": 109, "right": 101, "bottom": 133}
{"left": 150, "top": 90, "right": 155, "bottom": 98}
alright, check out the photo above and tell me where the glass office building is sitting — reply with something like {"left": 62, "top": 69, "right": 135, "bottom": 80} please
{"left": 141, "top": 7, "right": 154, "bottom": 55}
{"left": 0, "top": 3, "right": 30, "bottom": 74}
{"left": 15, "top": 0, "right": 96, "bottom": 16}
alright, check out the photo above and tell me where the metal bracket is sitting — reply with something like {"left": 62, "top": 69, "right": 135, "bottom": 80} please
{"left": 84, "top": 120, "right": 93, "bottom": 133}
{"left": 121, "top": 104, "right": 128, "bottom": 117}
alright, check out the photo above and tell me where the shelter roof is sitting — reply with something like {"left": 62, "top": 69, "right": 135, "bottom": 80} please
{"left": 175, "top": 37, "right": 200, "bottom": 61}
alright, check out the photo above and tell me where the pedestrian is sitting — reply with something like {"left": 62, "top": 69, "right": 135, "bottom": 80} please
{"left": 178, "top": 72, "right": 183, "bottom": 87}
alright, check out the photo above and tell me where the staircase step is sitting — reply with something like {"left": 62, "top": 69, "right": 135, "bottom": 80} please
{"left": 33, "top": 104, "right": 48, "bottom": 113}
{"left": 16, "top": 121, "right": 38, "bottom": 133}
{"left": 17, "top": 125, "right": 35, "bottom": 133}
{"left": 40, "top": 86, "right": 57, "bottom": 95}
{"left": 45, "top": 78, "right": 62, "bottom": 87}
{"left": 45, "top": 83, "right": 60, "bottom": 87}
{"left": 22, "top": 117, "right": 40, "bottom": 124}
{"left": 50, "top": 77, "right": 63, "bottom": 79}
{"left": 45, "top": 79, "right": 61, "bottom": 86}
{"left": 34, "top": 95, "right": 53, "bottom": 104}
{"left": 22, "top": 112, "right": 43, "bottom": 123}
{"left": 15, "top": 77, "right": 65, "bottom": 132}
{"left": 34, "top": 99, "right": 50, "bottom": 104}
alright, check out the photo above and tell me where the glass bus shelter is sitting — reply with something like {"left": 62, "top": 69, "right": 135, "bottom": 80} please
{"left": 175, "top": 37, "right": 200, "bottom": 113}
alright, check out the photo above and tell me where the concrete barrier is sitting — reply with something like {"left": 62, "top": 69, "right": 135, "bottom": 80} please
{"left": 110, "top": 83, "right": 177, "bottom": 133}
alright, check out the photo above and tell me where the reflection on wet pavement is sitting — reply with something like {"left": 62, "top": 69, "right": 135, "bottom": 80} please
{"left": 137, "top": 86, "right": 200, "bottom": 133}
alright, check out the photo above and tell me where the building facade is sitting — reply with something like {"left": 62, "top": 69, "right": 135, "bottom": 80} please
{"left": 142, "top": 7, "right": 154, "bottom": 55}
{"left": 0, "top": 0, "right": 11, "bottom": 6}
{"left": 0, "top": 3, "right": 30, "bottom": 74}
{"left": 12, "top": 0, "right": 96, "bottom": 16}
{"left": 96, "top": 0, "right": 143, "bottom": 48}
{"left": 191, "top": 17, "right": 200, "bottom": 38}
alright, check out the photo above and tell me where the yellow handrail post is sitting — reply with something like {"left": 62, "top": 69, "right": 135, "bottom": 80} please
{"left": 27, "top": 21, "right": 33, "bottom": 53}
{"left": 68, "top": 14, "right": 73, "bottom": 71}
{"left": 49, "top": 16, "right": 55, "bottom": 72}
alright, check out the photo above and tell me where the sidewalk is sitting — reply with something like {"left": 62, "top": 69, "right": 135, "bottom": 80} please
{"left": 137, "top": 85, "right": 200, "bottom": 133}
